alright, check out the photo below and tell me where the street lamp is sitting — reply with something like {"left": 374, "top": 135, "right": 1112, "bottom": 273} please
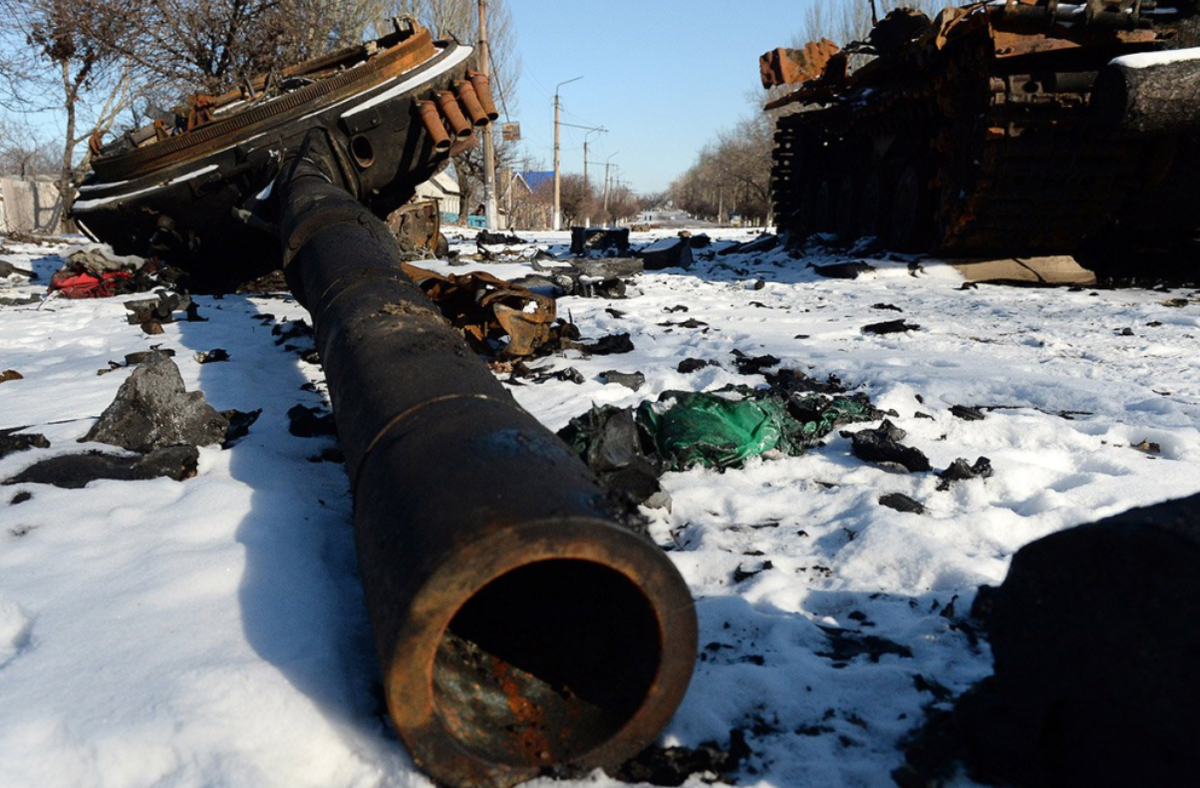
{"left": 552, "top": 75, "right": 582, "bottom": 231}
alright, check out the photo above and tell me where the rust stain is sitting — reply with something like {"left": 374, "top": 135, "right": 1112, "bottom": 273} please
{"left": 493, "top": 655, "right": 554, "bottom": 764}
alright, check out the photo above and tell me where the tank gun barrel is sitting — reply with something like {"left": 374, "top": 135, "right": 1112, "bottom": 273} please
{"left": 275, "top": 134, "right": 697, "bottom": 788}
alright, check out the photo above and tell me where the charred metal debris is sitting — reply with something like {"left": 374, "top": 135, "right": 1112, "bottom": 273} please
{"left": 401, "top": 263, "right": 573, "bottom": 359}
{"left": 28, "top": 67, "right": 709, "bottom": 778}
{"left": 68, "top": 28, "right": 698, "bottom": 788}
{"left": 46, "top": 57, "right": 696, "bottom": 788}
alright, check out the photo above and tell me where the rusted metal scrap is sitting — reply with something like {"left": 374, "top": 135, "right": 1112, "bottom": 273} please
{"left": 387, "top": 199, "right": 446, "bottom": 257}
{"left": 759, "top": 39, "right": 841, "bottom": 89}
{"left": 400, "top": 263, "right": 564, "bottom": 358}
{"left": 764, "top": 0, "right": 1200, "bottom": 275}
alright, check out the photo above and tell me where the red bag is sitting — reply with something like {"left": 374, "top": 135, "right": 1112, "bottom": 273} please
{"left": 49, "top": 267, "right": 134, "bottom": 298}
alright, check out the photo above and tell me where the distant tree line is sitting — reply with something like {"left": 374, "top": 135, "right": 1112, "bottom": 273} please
{"left": 0, "top": 0, "right": 519, "bottom": 228}
{"left": 670, "top": 114, "right": 774, "bottom": 226}
{"left": 669, "top": 0, "right": 941, "bottom": 227}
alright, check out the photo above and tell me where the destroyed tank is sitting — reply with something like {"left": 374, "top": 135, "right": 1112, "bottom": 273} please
{"left": 73, "top": 18, "right": 495, "bottom": 286}
{"left": 761, "top": 0, "right": 1200, "bottom": 274}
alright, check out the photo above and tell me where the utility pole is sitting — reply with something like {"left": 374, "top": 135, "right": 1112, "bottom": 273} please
{"left": 603, "top": 163, "right": 611, "bottom": 218}
{"left": 581, "top": 126, "right": 605, "bottom": 226}
{"left": 553, "top": 92, "right": 561, "bottom": 230}
{"left": 552, "top": 76, "right": 582, "bottom": 231}
{"left": 583, "top": 126, "right": 606, "bottom": 193}
{"left": 478, "top": 0, "right": 499, "bottom": 230}
{"left": 603, "top": 151, "right": 619, "bottom": 223}
{"left": 582, "top": 140, "right": 589, "bottom": 227}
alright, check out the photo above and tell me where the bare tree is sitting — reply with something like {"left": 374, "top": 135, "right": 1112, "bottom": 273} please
{"left": 276, "top": 0, "right": 382, "bottom": 62}
{"left": 0, "top": 43, "right": 20, "bottom": 112}
{"left": 521, "top": 173, "right": 595, "bottom": 229}
{"left": 0, "top": 0, "right": 138, "bottom": 224}
{"left": 81, "top": 1, "right": 297, "bottom": 96}
{"left": 0, "top": 117, "right": 58, "bottom": 176}
{"left": 714, "top": 114, "right": 774, "bottom": 224}
{"left": 602, "top": 182, "right": 638, "bottom": 227}
{"left": 555, "top": 173, "right": 593, "bottom": 229}
{"left": 670, "top": 144, "right": 721, "bottom": 223}
{"left": 637, "top": 191, "right": 669, "bottom": 213}
{"left": 36, "top": 0, "right": 378, "bottom": 111}
{"left": 671, "top": 119, "right": 774, "bottom": 228}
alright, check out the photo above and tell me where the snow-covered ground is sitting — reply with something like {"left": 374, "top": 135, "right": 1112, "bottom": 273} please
{"left": 2, "top": 229, "right": 1199, "bottom": 788}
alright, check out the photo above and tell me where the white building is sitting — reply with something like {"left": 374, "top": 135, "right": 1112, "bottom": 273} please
{"left": 414, "top": 168, "right": 462, "bottom": 220}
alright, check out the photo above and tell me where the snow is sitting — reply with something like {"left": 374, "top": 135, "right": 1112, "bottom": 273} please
{"left": 638, "top": 237, "right": 686, "bottom": 254}
{"left": 72, "top": 165, "right": 221, "bottom": 211}
{"left": 1112, "top": 45, "right": 1200, "bottom": 70}
{"left": 3, "top": 229, "right": 1200, "bottom": 788}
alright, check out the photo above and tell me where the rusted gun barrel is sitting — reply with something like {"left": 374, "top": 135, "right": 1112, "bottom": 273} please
{"left": 275, "top": 137, "right": 697, "bottom": 788}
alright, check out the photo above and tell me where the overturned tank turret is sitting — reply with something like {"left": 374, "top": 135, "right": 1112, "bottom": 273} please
{"left": 73, "top": 18, "right": 496, "bottom": 285}
{"left": 762, "top": 0, "right": 1200, "bottom": 274}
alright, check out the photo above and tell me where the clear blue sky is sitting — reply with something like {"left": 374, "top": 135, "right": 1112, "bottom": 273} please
{"left": 501, "top": 1, "right": 809, "bottom": 195}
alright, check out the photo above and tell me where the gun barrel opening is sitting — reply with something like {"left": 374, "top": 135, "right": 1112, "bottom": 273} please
{"left": 434, "top": 559, "right": 662, "bottom": 766}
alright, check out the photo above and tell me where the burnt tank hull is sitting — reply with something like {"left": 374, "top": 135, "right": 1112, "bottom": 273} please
{"left": 764, "top": 1, "right": 1200, "bottom": 272}
{"left": 72, "top": 21, "right": 489, "bottom": 286}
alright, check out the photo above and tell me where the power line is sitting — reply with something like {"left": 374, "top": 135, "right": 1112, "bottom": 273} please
{"left": 559, "top": 105, "right": 600, "bottom": 128}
